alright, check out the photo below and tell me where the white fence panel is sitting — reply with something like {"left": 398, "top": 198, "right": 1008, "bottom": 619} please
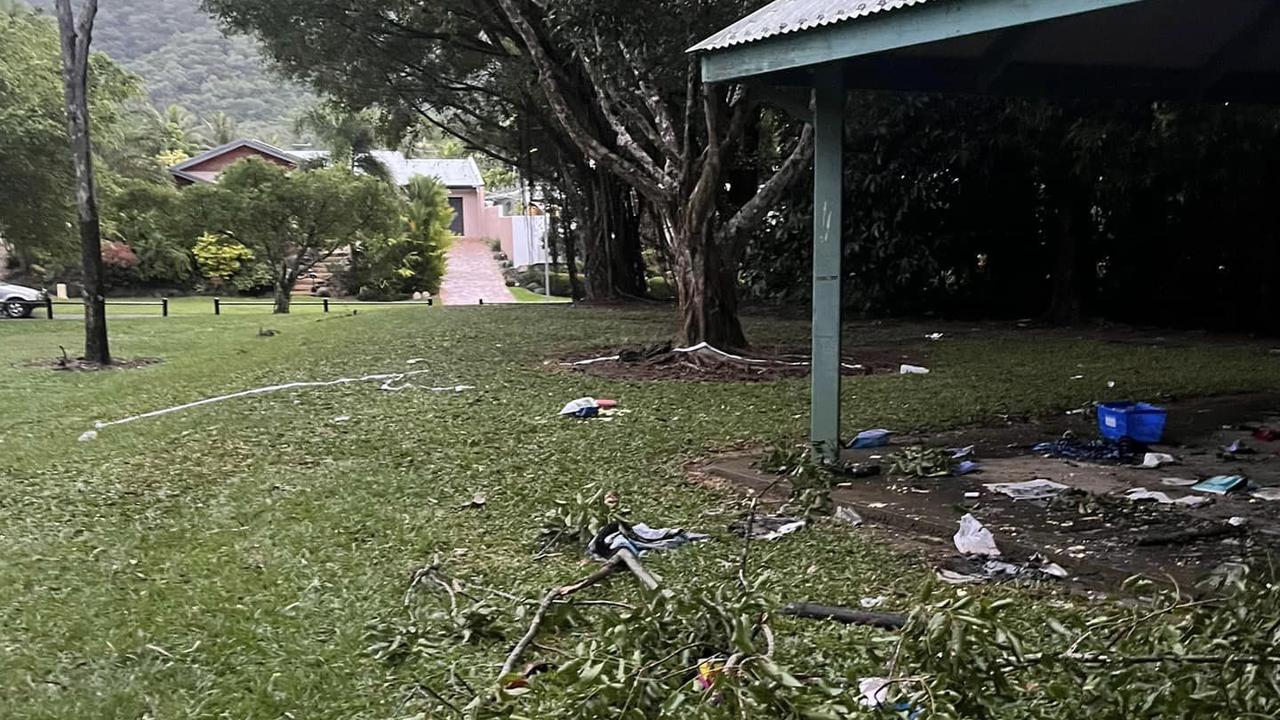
{"left": 511, "top": 215, "right": 550, "bottom": 267}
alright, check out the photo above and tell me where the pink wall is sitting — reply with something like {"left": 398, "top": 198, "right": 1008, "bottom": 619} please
{"left": 449, "top": 185, "right": 539, "bottom": 265}
{"left": 455, "top": 185, "right": 515, "bottom": 259}
{"left": 448, "top": 187, "right": 487, "bottom": 239}
{"left": 482, "top": 206, "right": 515, "bottom": 259}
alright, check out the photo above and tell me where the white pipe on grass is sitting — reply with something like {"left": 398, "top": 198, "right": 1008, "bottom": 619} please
{"left": 90, "top": 370, "right": 473, "bottom": 432}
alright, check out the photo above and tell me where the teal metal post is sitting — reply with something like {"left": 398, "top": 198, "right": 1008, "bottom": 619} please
{"left": 811, "top": 65, "right": 844, "bottom": 461}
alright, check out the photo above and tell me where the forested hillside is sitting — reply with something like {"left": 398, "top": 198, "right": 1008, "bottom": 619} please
{"left": 25, "top": 0, "right": 311, "bottom": 140}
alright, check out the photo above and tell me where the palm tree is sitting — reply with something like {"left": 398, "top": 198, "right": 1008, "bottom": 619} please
{"left": 202, "top": 111, "right": 238, "bottom": 146}
{"left": 146, "top": 104, "right": 203, "bottom": 156}
{"left": 293, "top": 105, "right": 393, "bottom": 183}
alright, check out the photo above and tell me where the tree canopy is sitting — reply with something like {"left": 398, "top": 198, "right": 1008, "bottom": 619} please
{"left": 205, "top": 0, "right": 812, "bottom": 346}
{"left": 0, "top": 5, "right": 74, "bottom": 266}
{"left": 181, "top": 159, "right": 403, "bottom": 312}
{"left": 0, "top": 4, "right": 144, "bottom": 274}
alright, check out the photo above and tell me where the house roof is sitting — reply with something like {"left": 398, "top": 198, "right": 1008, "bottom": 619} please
{"left": 693, "top": 0, "right": 1280, "bottom": 103}
{"left": 290, "top": 150, "right": 485, "bottom": 188}
{"left": 169, "top": 138, "right": 302, "bottom": 173}
{"left": 688, "top": 0, "right": 934, "bottom": 52}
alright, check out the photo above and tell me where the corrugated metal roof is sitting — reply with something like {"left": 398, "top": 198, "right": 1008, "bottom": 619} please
{"left": 689, "top": 0, "right": 936, "bottom": 53}
{"left": 291, "top": 151, "right": 485, "bottom": 187}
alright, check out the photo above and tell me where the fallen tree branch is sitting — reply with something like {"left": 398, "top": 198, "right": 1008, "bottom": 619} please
{"left": 781, "top": 603, "right": 908, "bottom": 630}
{"left": 614, "top": 548, "right": 660, "bottom": 591}
{"left": 738, "top": 478, "right": 784, "bottom": 591}
{"left": 496, "top": 549, "right": 657, "bottom": 682}
{"left": 1136, "top": 523, "right": 1245, "bottom": 546}
{"left": 1011, "top": 651, "right": 1280, "bottom": 667}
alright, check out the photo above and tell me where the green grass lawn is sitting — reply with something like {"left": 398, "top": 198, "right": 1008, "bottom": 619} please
{"left": 3, "top": 307, "right": 1279, "bottom": 718}
{"left": 509, "top": 287, "right": 571, "bottom": 303}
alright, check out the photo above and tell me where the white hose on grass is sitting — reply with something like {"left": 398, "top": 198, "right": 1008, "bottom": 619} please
{"left": 90, "top": 370, "right": 473, "bottom": 432}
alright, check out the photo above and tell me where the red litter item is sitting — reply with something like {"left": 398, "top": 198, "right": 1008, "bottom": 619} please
{"left": 596, "top": 398, "right": 619, "bottom": 409}
{"left": 1255, "top": 427, "right": 1279, "bottom": 442}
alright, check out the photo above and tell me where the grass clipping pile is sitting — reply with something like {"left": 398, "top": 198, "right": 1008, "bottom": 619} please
{"left": 373, "top": 481, "right": 1280, "bottom": 719}
{"left": 557, "top": 342, "right": 907, "bottom": 383}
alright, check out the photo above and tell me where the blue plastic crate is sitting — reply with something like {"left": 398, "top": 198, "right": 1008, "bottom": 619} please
{"left": 1098, "top": 402, "right": 1167, "bottom": 443}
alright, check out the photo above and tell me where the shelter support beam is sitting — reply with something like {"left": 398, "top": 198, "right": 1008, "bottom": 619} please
{"left": 810, "top": 64, "right": 844, "bottom": 461}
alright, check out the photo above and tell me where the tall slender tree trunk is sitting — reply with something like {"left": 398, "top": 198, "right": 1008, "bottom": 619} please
{"left": 1046, "top": 183, "right": 1090, "bottom": 325}
{"left": 273, "top": 277, "right": 293, "bottom": 314}
{"left": 55, "top": 0, "right": 109, "bottom": 364}
{"left": 580, "top": 172, "right": 645, "bottom": 300}
{"left": 560, "top": 189, "right": 583, "bottom": 300}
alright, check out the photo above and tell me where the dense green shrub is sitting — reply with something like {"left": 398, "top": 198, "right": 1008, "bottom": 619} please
{"left": 342, "top": 176, "right": 451, "bottom": 300}
{"left": 646, "top": 275, "right": 675, "bottom": 300}
{"left": 514, "top": 266, "right": 573, "bottom": 297}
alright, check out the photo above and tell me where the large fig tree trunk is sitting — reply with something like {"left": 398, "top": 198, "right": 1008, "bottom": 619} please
{"left": 671, "top": 224, "right": 746, "bottom": 348}
{"left": 579, "top": 171, "right": 646, "bottom": 300}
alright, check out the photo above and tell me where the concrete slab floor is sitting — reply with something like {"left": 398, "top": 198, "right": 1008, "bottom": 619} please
{"left": 704, "top": 393, "right": 1280, "bottom": 591}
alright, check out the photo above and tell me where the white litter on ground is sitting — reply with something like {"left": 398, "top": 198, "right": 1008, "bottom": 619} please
{"left": 899, "top": 364, "right": 930, "bottom": 375}
{"left": 836, "top": 506, "right": 864, "bottom": 527}
{"left": 559, "top": 397, "right": 599, "bottom": 416}
{"left": 563, "top": 355, "right": 622, "bottom": 366}
{"left": 985, "top": 479, "right": 1070, "bottom": 501}
{"left": 89, "top": 370, "right": 472, "bottom": 433}
{"left": 1123, "top": 487, "right": 1212, "bottom": 508}
{"left": 858, "top": 678, "right": 892, "bottom": 709}
{"left": 937, "top": 569, "right": 982, "bottom": 585}
{"left": 1161, "top": 477, "right": 1198, "bottom": 486}
{"left": 78, "top": 430, "right": 98, "bottom": 442}
{"left": 954, "top": 513, "right": 1001, "bottom": 556}
{"left": 1251, "top": 487, "right": 1280, "bottom": 501}
{"left": 1139, "top": 453, "right": 1178, "bottom": 469}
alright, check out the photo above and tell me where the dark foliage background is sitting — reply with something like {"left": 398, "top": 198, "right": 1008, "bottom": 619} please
{"left": 747, "top": 94, "right": 1280, "bottom": 333}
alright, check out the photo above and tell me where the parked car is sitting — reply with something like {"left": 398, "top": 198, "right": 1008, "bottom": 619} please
{"left": 0, "top": 282, "right": 46, "bottom": 319}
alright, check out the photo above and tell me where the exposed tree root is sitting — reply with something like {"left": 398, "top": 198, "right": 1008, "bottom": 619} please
{"left": 558, "top": 342, "right": 905, "bottom": 382}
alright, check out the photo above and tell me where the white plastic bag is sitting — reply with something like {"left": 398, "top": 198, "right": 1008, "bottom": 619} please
{"left": 954, "top": 513, "right": 1000, "bottom": 556}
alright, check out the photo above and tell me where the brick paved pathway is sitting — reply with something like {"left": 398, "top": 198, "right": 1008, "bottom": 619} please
{"left": 438, "top": 237, "right": 515, "bottom": 306}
